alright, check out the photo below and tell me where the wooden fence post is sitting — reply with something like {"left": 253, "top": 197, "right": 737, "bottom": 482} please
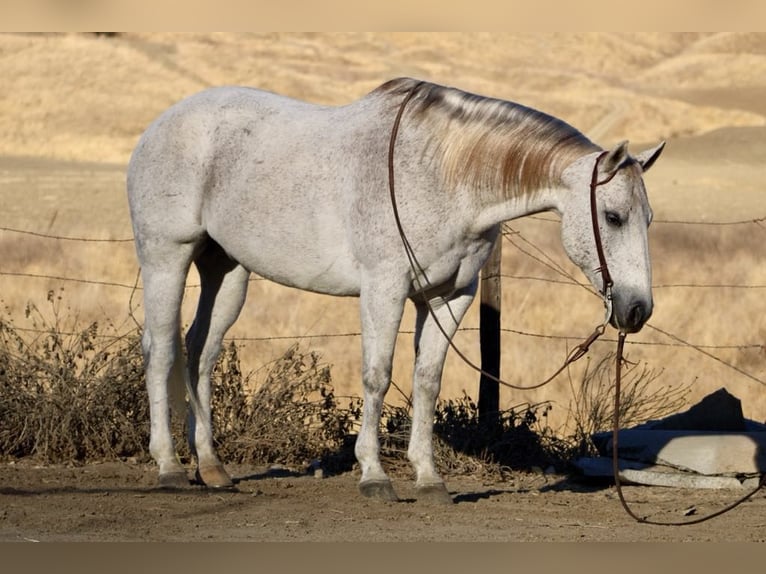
{"left": 478, "top": 236, "right": 502, "bottom": 424}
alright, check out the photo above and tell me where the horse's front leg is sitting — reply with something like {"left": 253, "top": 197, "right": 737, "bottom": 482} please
{"left": 409, "top": 281, "right": 477, "bottom": 504}
{"left": 355, "top": 273, "right": 409, "bottom": 501}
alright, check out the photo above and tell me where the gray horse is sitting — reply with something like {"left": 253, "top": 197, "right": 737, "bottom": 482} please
{"left": 127, "top": 78, "right": 663, "bottom": 503}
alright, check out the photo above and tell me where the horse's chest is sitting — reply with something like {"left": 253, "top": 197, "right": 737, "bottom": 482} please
{"left": 420, "top": 238, "right": 494, "bottom": 293}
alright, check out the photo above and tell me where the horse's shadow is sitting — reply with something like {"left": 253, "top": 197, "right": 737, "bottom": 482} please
{"left": 448, "top": 474, "right": 608, "bottom": 503}
{"left": 537, "top": 475, "right": 611, "bottom": 493}
{"left": 233, "top": 466, "right": 305, "bottom": 484}
{"left": 451, "top": 488, "right": 512, "bottom": 504}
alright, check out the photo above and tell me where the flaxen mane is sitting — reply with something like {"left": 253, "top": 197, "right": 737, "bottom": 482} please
{"left": 377, "top": 78, "right": 600, "bottom": 199}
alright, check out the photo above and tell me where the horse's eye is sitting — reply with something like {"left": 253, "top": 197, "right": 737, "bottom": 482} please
{"left": 605, "top": 211, "right": 623, "bottom": 227}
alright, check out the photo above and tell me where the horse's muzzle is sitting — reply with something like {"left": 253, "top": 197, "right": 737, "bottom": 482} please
{"left": 611, "top": 294, "right": 652, "bottom": 334}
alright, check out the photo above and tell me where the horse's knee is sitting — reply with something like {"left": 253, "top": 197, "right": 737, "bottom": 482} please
{"left": 413, "top": 366, "right": 442, "bottom": 403}
{"left": 362, "top": 365, "right": 391, "bottom": 396}
{"left": 362, "top": 361, "right": 390, "bottom": 380}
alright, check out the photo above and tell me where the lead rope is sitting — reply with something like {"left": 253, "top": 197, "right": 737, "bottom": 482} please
{"left": 389, "top": 81, "right": 765, "bottom": 524}
{"left": 388, "top": 82, "right": 608, "bottom": 392}
{"left": 612, "top": 332, "right": 766, "bottom": 525}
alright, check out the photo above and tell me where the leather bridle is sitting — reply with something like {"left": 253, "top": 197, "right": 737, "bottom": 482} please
{"left": 589, "top": 150, "right": 616, "bottom": 325}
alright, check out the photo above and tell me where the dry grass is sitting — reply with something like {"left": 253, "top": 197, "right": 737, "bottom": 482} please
{"left": 0, "top": 291, "right": 358, "bottom": 469}
{"left": 2, "top": 33, "right": 763, "bottom": 164}
{"left": 207, "top": 342, "right": 358, "bottom": 471}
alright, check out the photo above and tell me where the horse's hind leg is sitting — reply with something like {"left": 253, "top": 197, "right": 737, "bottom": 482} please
{"left": 186, "top": 241, "right": 250, "bottom": 488}
{"left": 409, "top": 282, "right": 477, "bottom": 504}
{"left": 355, "top": 272, "right": 409, "bottom": 502}
{"left": 140, "top": 247, "right": 197, "bottom": 488}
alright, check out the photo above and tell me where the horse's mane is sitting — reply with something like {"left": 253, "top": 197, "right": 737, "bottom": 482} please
{"left": 376, "top": 78, "right": 600, "bottom": 200}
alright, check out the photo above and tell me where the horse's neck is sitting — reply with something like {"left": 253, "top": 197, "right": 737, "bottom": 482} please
{"left": 406, "top": 119, "right": 586, "bottom": 232}
{"left": 469, "top": 184, "right": 562, "bottom": 232}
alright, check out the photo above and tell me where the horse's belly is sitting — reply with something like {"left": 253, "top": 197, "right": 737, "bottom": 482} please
{"left": 229, "top": 244, "right": 362, "bottom": 296}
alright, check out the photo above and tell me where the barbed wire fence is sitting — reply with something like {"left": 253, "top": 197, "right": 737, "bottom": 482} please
{"left": 1, "top": 217, "right": 765, "bottom": 389}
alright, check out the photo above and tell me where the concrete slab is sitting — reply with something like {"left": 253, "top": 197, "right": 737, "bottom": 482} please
{"left": 574, "top": 456, "right": 757, "bottom": 489}
{"left": 580, "top": 389, "right": 766, "bottom": 488}
{"left": 620, "top": 468, "right": 749, "bottom": 489}
{"left": 575, "top": 456, "right": 652, "bottom": 477}
{"left": 593, "top": 430, "right": 766, "bottom": 475}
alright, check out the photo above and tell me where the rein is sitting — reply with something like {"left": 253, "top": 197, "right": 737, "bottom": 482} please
{"left": 388, "top": 81, "right": 764, "bottom": 525}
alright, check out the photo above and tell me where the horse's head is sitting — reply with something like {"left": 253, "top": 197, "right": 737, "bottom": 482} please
{"left": 558, "top": 140, "right": 665, "bottom": 333}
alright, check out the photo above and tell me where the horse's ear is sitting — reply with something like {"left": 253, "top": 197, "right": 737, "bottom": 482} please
{"left": 634, "top": 141, "right": 665, "bottom": 173}
{"left": 601, "top": 140, "right": 630, "bottom": 175}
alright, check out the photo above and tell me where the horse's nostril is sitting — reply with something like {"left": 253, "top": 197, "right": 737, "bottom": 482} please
{"left": 628, "top": 301, "right": 648, "bottom": 329}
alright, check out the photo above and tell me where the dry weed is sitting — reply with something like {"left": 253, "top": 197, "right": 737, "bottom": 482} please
{"left": 0, "top": 289, "right": 148, "bottom": 461}
{"left": 0, "top": 292, "right": 358, "bottom": 469}
{"left": 565, "top": 352, "right": 692, "bottom": 455}
{"left": 374, "top": 390, "right": 573, "bottom": 480}
{"left": 208, "top": 343, "right": 359, "bottom": 472}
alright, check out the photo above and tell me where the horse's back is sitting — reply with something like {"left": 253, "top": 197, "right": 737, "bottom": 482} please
{"left": 128, "top": 86, "right": 325, "bottom": 184}
{"left": 127, "top": 85, "right": 393, "bottom": 295}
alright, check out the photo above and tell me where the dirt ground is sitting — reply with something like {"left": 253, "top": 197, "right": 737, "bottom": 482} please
{"left": 1, "top": 459, "right": 765, "bottom": 542}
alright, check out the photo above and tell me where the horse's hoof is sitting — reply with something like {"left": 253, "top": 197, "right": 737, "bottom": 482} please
{"left": 359, "top": 479, "right": 399, "bottom": 502}
{"left": 157, "top": 471, "right": 190, "bottom": 489}
{"left": 416, "top": 483, "right": 454, "bottom": 505}
{"left": 196, "top": 465, "right": 234, "bottom": 489}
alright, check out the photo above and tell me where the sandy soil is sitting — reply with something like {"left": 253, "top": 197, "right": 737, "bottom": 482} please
{"left": 1, "top": 33, "right": 765, "bottom": 542}
{"left": 1, "top": 460, "right": 765, "bottom": 542}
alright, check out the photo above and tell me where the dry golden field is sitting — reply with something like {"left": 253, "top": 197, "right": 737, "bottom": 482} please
{"left": 1, "top": 32, "right": 765, "bottom": 434}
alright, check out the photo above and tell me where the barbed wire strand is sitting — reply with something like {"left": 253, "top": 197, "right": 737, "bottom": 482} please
{"left": 3, "top": 221, "right": 765, "bottom": 387}
{"left": 7, "top": 323, "right": 761, "bottom": 353}
{"left": 4, "top": 269, "right": 764, "bottom": 292}
{"left": 1, "top": 270, "right": 140, "bottom": 290}
{"left": 646, "top": 323, "right": 766, "bottom": 387}
{"left": 3, "top": 214, "right": 766, "bottom": 245}
{"left": 0, "top": 226, "right": 134, "bottom": 242}
{"left": 527, "top": 215, "right": 766, "bottom": 227}
{"left": 654, "top": 216, "right": 766, "bottom": 226}
{"left": 0, "top": 270, "right": 267, "bottom": 291}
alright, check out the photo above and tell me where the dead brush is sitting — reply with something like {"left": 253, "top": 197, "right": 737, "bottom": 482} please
{"left": 207, "top": 342, "right": 359, "bottom": 471}
{"left": 566, "top": 351, "right": 692, "bottom": 456}
{"left": 0, "top": 290, "right": 357, "bottom": 469}
{"left": 0, "top": 289, "right": 149, "bottom": 461}
{"left": 1, "top": 289, "right": 582, "bottom": 480}
{"left": 376, "top": 389, "right": 573, "bottom": 480}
